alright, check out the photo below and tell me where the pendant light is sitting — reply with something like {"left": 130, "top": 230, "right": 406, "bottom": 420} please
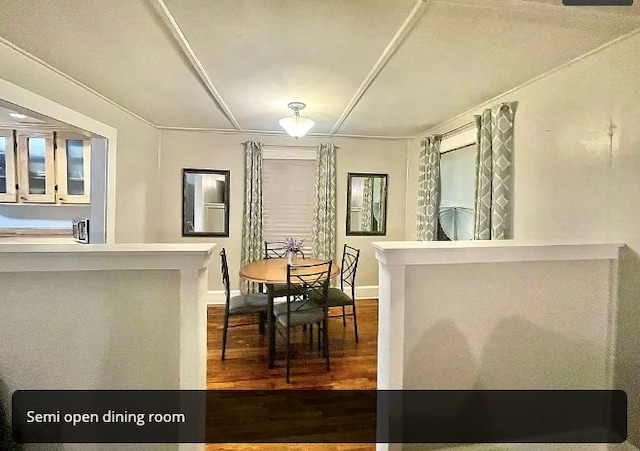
{"left": 279, "top": 102, "right": 315, "bottom": 138}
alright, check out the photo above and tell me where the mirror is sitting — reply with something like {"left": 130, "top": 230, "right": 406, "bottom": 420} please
{"left": 346, "top": 173, "right": 388, "bottom": 236}
{"left": 182, "top": 168, "right": 230, "bottom": 237}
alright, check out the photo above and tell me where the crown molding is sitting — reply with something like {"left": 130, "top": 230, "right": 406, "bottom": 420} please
{"left": 155, "top": 125, "right": 412, "bottom": 141}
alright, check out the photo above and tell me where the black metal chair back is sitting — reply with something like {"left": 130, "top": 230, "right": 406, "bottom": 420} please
{"left": 219, "top": 248, "right": 231, "bottom": 305}
{"left": 340, "top": 244, "right": 360, "bottom": 292}
{"left": 265, "top": 240, "right": 305, "bottom": 259}
{"left": 286, "top": 260, "right": 332, "bottom": 311}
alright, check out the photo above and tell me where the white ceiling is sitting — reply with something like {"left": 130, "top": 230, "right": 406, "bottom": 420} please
{"left": 0, "top": 0, "right": 639, "bottom": 138}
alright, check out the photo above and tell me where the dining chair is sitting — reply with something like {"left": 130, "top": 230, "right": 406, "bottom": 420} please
{"left": 264, "top": 240, "right": 305, "bottom": 297}
{"left": 219, "top": 248, "right": 269, "bottom": 360}
{"left": 274, "top": 260, "right": 332, "bottom": 383}
{"left": 310, "top": 244, "right": 360, "bottom": 342}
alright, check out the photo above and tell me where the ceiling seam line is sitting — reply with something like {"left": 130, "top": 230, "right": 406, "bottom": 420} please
{"left": 152, "top": 0, "right": 242, "bottom": 130}
{"left": 0, "top": 37, "right": 156, "bottom": 128}
{"left": 328, "top": 0, "right": 429, "bottom": 136}
{"left": 416, "top": 24, "right": 640, "bottom": 139}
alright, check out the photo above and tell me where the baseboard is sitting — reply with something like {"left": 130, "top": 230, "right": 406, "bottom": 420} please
{"left": 207, "top": 285, "right": 378, "bottom": 305}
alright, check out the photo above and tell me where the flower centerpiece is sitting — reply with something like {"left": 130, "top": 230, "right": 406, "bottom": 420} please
{"left": 284, "top": 236, "right": 304, "bottom": 264}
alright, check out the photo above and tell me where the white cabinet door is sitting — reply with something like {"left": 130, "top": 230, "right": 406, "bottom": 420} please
{"left": 55, "top": 134, "right": 91, "bottom": 204}
{"left": 17, "top": 133, "right": 55, "bottom": 203}
{"left": 0, "top": 130, "right": 17, "bottom": 203}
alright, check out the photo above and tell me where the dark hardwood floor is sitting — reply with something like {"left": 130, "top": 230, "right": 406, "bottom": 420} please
{"left": 206, "top": 299, "right": 378, "bottom": 451}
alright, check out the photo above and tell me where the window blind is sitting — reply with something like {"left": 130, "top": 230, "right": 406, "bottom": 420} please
{"left": 262, "top": 158, "right": 316, "bottom": 252}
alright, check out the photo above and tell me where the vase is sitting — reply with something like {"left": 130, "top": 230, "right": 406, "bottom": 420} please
{"left": 287, "top": 251, "right": 295, "bottom": 265}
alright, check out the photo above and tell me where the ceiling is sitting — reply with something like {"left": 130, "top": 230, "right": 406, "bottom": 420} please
{"left": 0, "top": 0, "right": 639, "bottom": 139}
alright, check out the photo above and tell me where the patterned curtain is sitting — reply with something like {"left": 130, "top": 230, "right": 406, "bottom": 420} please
{"left": 416, "top": 135, "right": 442, "bottom": 241}
{"left": 312, "top": 143, "right": 336, "bottom": 261}
{"left": 241, "top": 141, "right": 263, "bottom": 293}
{"left": 473, "top": 102, "right": 516, "bottom": 240}
{"left": 361, "top": 177, "right": 374, "bottom": 231}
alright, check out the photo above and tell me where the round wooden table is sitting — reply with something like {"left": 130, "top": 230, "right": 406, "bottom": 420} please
{"left": 240, "top": 257, "right": 340, "bottom": 368}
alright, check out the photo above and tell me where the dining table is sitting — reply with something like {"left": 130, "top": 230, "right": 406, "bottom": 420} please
{"left": 239, "top": 257, "right": 340, "bottom": 369}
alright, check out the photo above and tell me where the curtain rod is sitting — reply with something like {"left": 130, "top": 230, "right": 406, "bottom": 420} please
{"left": 242, "top": 142, "right": 339, "bottom": 149}
{"left": 439, "top": 121, "right": 475, "bottom": 139}
{"left": 440, "top": 142, "right": 476, "bottom": 156}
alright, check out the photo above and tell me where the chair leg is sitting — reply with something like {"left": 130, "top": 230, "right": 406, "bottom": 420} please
{"left": 309, "top": 324, "right": 314, "bottom": 349}
{"left": 323, "top": 319, "right": 330, "bottom": 371}
{"left": 352, "top": 300, "right": 359, "bottom": 343}
{"left": 258, "top": 311, "right": 266, "bottom": 335}
{"left": 342, "top": 305, "right": 346, "bottom": 326}
{"left": 286, "top": 323, "right": 291, "bottom": 383}
{"left": 221, "top": 311, "right": 229, "bottom": 360}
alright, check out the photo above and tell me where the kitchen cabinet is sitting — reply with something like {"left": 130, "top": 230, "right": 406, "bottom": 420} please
{"left": 0, "top": 129, "right": 16, "bottom": 203}
{"left": 2, "top": 130, "right": 90, "bottom": 204}
{"left": 55, "top": 133, "right": 91, "bottom": 203}
{"left": 17, "top": 132, "right": 55, "bottom": 203}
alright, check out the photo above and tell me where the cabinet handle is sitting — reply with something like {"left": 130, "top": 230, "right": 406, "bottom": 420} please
{"left": 19, "top": 196, "right": 27, "bottom": 201}
{"left": 59, "top": 197, "right": 65, "bottom": 202}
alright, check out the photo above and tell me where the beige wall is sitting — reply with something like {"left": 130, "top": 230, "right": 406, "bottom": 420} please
{"left": 0, "top": 42, "right": 161, "bottom": 243}
{"left": 158, "top": 131, "right": 408, "bottom": 291}
{"left": 405, "top": 31, "right": 640, "bottom": 445}
{"left": 404, "top": 260, "right": 614, "bottom": 391}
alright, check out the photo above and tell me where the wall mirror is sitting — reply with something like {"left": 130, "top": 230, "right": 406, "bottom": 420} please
{"left": 346, "top": 173, "right": 388, "bottom": 236}
{"left": 182, "top": 168, "right": 230, "bottom": 237}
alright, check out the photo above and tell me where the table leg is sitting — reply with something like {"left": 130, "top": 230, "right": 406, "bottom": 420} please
{"left": 267, "top": 284, "right": 275, "bottom": 369}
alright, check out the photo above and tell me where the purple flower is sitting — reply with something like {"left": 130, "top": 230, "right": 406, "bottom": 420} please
{"left": 284, "top": 236, "right": 304, "bottom": 253}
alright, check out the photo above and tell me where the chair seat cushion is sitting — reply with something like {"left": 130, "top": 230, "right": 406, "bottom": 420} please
{"left": 275, "top": 301, "right": 324, "bottom": 327}
{"left": 273, "top": 300, "right": 292, "bottom": 316}
{"left": 271, "top": 283, "right": 304, "bottom": 298}
{"left": 228, "top": 293, "right": 269, "bottom": 315}
{"left": 310, "top": 287, "right": 353, "bottom": 307}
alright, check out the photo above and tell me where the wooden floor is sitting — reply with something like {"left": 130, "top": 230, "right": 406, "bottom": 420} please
{"left": 206, "top": 299, "right": 378, "bottom": 451}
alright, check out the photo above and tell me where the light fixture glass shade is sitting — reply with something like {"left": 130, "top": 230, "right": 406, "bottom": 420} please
{"left": 279, "top": 115, "right": 315, "bottom": 138}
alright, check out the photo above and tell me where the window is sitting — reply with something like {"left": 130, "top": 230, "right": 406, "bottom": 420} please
{"left": 262, "top": 148, "right": 316, "bottom": 253}
{"left": 439, "top": 128, "right": 476, "bottom": 240}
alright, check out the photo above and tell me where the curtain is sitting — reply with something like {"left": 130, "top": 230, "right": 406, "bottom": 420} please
{"left": 473, "top": 102, "right": 516, "bottom": 240}
{"left": 416, "top": 135, "right": 442, "bottom": 241}
{"left": 361, "top": 177, "right": 374, "bottom": 231}
{"left": 312, "top": 143, "right": 336, "bottom": 261}
{"left": 241, "top": 141, "right": 263, "bottom": 293}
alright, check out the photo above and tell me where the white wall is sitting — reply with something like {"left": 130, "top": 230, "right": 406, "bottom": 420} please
{"left": 405, "top": 30, "right": 640, "bottom": 446}
{"left": 404, "top": 260, "right": 613, "bottom": 391}
{"left": 158, "top": 131, "right": 408, "bottom": 291}
{"left": 0, "top": 204, "right": 90, "bottom": 228}
{"left": 0, "top": 269, "right": 181, "bottom": 451}
{"left": 0, "top": 42, "right": 161, "bottom": 243}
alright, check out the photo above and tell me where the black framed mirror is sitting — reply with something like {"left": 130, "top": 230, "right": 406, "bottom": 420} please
{"left": 182, "top": 168, "right": 230, "bottom": 237}
{"left": 346, "top": 173, "right": 388, "bottom": 236}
